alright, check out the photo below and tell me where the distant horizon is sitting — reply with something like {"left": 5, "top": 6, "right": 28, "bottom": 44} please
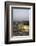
{"left": 13, "top": 20, "right": 29, "bottom": 22}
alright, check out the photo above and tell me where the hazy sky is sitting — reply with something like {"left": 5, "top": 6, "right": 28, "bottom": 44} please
{"left": 13, "top": 9, "right": 31, "bottom": 21}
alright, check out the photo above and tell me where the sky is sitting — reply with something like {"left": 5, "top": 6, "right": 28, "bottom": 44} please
{"left": 13, "top": 8, "right": 31, "bottom": 22}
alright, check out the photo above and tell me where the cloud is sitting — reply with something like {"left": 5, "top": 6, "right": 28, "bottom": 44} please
{"left": 13, "top": 9, "right": 31, "bottom": 21}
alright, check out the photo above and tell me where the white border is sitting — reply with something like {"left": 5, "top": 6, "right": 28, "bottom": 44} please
{"left": 9, "top": 5, "right": 33, "bottom": 41}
